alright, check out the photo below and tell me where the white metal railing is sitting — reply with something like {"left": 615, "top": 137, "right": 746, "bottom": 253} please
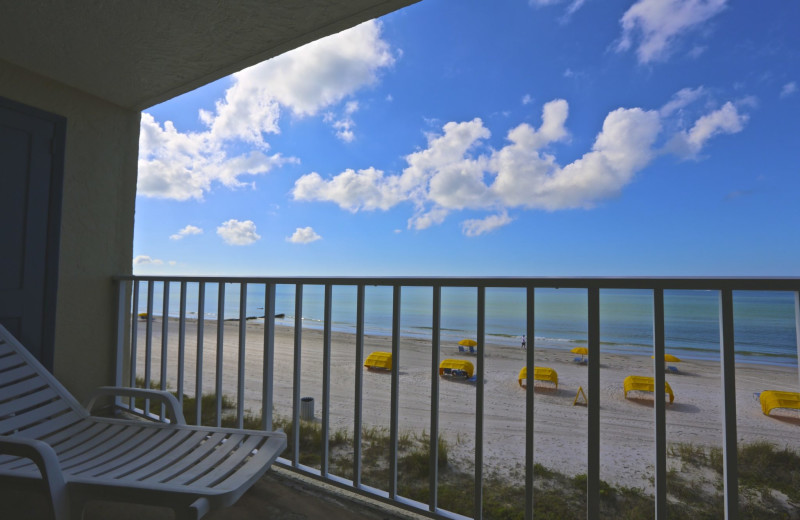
{"left": 113, "top": 276, "right": 800, "bottom": 520}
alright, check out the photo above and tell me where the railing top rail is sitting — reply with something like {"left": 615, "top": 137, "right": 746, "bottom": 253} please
{"left": 114, "top": 275, "right": 800, "bottom": 291}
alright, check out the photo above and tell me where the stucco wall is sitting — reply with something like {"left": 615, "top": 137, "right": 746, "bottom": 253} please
{"left": 0, "top": 59, "right": 139, "bottom": 401}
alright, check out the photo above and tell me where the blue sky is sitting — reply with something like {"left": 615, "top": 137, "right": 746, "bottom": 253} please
{"left": 134, "top": 0, "right": 800, "bottom": 276}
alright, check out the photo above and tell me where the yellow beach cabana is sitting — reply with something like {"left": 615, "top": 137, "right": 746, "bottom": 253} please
{"left": 759, "top": 390, "right": 800, "bottom": 416}
{"left": 518, "top": 367, "right": 558, "bottom": 389}
{"left": 623, "top": 375, "right": 674, "bottom": 403}
{"left": 364, "top": 351, "right": 392, "bottom": 371}
{"left": 439, "top": 359, "right": 474, "bottom": 379}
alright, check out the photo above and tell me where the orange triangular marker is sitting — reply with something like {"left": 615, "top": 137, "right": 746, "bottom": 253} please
{"left": 574, "top": 386, "right": 587, "bottom": 406}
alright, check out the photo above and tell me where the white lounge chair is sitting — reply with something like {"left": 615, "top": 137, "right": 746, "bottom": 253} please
{"left": 0, "top": 324, "right": 286, "bottom": 520}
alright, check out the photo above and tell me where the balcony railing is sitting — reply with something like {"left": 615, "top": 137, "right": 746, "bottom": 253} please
{"left": 113, "top": 276, "right": 800, "bottom": 520}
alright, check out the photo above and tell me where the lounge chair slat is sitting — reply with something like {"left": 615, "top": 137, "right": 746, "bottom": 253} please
{"left": 1, "top": 400, "right": 74, "bottom": 434}
{"left": 0, "top": 386, "right": 62, "bottom": 417}
{"left": 211, "top": 434, "right": 286, "bottom": 490}
{"left": 47, "top": 422, "right": 115, "bottom": 453}
{"left": 104, "top": 430, "right": 211, "bottom": 481}
{"left": 4, "top": 422, "right": 116, "bottom": 471}
{"left": 191, "top": 436, "right": 268, "bottom": 487}
{"left": 66, "top": 426, "right": 163, "bottom": 474}
{"left": 0, "top": 375, "right": 50, "bottom": 402}
{"left": 136, "top": 432, "right": 230, "bottom": 483}
{"left": 0, "top": 353, "right": 25, "bottom": 371}
{"left": 167, "top": 435, "right": 262, "bottom": 486}
{"left": 74, "top": 427, "right": 179, "bottom": 477}
{"left": 59, "top": 425, "right": 145, "bottom": 469}
{"left": 119, "top": 431, "right": 225, "bottom": 482}
{"left": 0, "top": 364, "right": 38, "bottom": 386}
{"left": 35, "top": 416, "right": 99, "bottom": 445}
{"left": 0, "top": 341, "right": 14, "bottom": 356}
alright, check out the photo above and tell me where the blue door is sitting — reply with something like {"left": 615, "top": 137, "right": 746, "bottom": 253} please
{"left": 0, "top": 96, "right": 66, "bottom": 370}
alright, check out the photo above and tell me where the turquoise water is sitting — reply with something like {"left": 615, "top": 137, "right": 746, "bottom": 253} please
{"left": 136, "top": 283, "right": 798, "bottom": 367}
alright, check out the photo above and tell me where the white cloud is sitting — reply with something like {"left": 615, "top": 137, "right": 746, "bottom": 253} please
{"left": 216, "top": 219, "right": 261, "bottom": 245}
{"left": 617, "top": 0, "right": 728, "bottom": 64}
{"left": 293, "top": 167, "right": 404, "bottom": 212}
{"left": 344, "top": 100, "right": 360, "bottom": 115}
{"left": 138, "top": 113, "right": 291, "bottom": 201}
{"left": 138, "top": 20, "right": 394, "bottom": 200}
{"left": 522, "top": 94, "right": 533, "bottom": 105}
{"left": 565, "top": 0, "right": 587, "bottom": 16}
{"left": 170, "top": 225, "right": 204, "bottom": 240}
{"left": 287, "top": 227, "right": 322, "bottom": 244}
{"left": 409, "top": 207, "right": 451, "bottom": 231}
{"left": 133, "top": 255, "right": 164, "bottom": 265}
{"left": 660, "top": 86, "right": 706, "bottom": 116}
{"left": 781, "top": 82, "right": 798, "bottom": 98}
{"left": 229, "top": 22, "right": 393, "bottom": 121}
{"left": 490, "top": 105, "right": 661, "bottom": 210}
{"left": 667, "top": 101, "right": 748, "bottom": 158}
{"left": 687, "top": 45, "right": 707, "bottom": 59}
{"left": 529, "top": 0, "right": 587, "bottom": 15}
{"left": 461, "top": 212, "right": 514, "bottom": 237}
{"left": 293, "top": 91, "right": 749, "bottom": 234}
{"left": 325, "top": 101, "right": 360, "bottom": 142}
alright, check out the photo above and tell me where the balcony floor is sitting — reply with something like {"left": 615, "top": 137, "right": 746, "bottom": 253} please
{"left": 2, "top": 467, "right": 425, "bottom": 519}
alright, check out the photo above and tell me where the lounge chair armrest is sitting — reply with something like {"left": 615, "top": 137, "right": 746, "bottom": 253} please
{"left": 0, "top": 436, "right": 70, "bottom": 520}
{"left": 84, "top": 386, "right": 186, "bottom": 425}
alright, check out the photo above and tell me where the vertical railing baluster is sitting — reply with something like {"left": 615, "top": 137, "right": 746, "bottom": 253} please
{"left": 115, "top": 280, "right": 127, "bottom": 410}
{"left": 795, "top": 291, "right": 800, "bottom": 388}
{"left": 429, "top": 285, "right": 441, "bottom": 513}
{"left": 129, "top": 281, "right": 140, "bottom": 410}
{"left": 160, "top": 281, "right": 170, "bottom": 421}
{"left": 587, "top": 287, "right": 600, "bottom": 520}
{"left": 353, "top": 284, "right": 365, "bottom": 488}
{"left": 474, "top": 286, "right": 485, "bottom": 520}
{"left": 237, "top": 283, "right": 247, "bottom": 429}
{"left": 178, "top": 281, "right": 187, "bottom": 410}
{"left": 196, "top": 282, "right": 205, "bottom": 426}
{"left": 292, "top": 284, "right": 303, "bottom": 466}
{"left": 262, "top": 283, "right": 276, "bottom": 431}
{"left": 525, "top": 285, "right": 535, "bottom": 520}
{"left": 653, "top": 288, "right": 667, "bottom": 519}
{"left": 215, "top": 283, "right": 225, "bottom": 428}
{"left": 321, "top": 284, "right": 332, "bottom": 476}
{"left": 389, "top": 285, "right": 401, "bottom": 498}
{"left": 720, "top": 289, "right": 739, "bottom": 520}
{"left": 144, "top": 281, "right": 154, "bottom": 415}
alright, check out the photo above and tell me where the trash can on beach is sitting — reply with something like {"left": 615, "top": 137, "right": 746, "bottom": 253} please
{"left": 300, "top": 397, "right": 314, "bottom": 421}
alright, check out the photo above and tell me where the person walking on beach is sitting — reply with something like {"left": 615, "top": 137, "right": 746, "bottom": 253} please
{"left": 521, "top": 335, "right": 526, "bottom": 349}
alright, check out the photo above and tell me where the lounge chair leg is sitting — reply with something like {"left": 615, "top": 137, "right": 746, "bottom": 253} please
{"left": 175, "top": 497, "right": 210, "bottom": 520}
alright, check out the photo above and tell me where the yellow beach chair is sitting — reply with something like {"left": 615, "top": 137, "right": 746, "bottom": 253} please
{"left": 759, "top": 390, "right": 800, "bottom": 416}
{"left": 439, "top": 359, "right": 474, "bottom": 379}
{"left": 364, "top": 351, "right": 392, "bottom": 370}
{"left": 518, "top": 367, "right": 558, "bottom": 389}
{"left": 623, "top": 375, "right": 674, "bottom": 403}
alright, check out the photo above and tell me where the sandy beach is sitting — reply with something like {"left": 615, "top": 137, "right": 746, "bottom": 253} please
{"left": 134, "top": 318, "right": 800, "bottom": 490}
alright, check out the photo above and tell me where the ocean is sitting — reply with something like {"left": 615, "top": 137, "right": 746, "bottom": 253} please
{"left": 136, "top": 283, "right": 798, "bottom": 368}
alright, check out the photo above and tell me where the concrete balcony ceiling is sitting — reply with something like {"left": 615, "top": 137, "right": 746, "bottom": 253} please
{"left": 0, "top": 0, "right": 420, "bottom": 111}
